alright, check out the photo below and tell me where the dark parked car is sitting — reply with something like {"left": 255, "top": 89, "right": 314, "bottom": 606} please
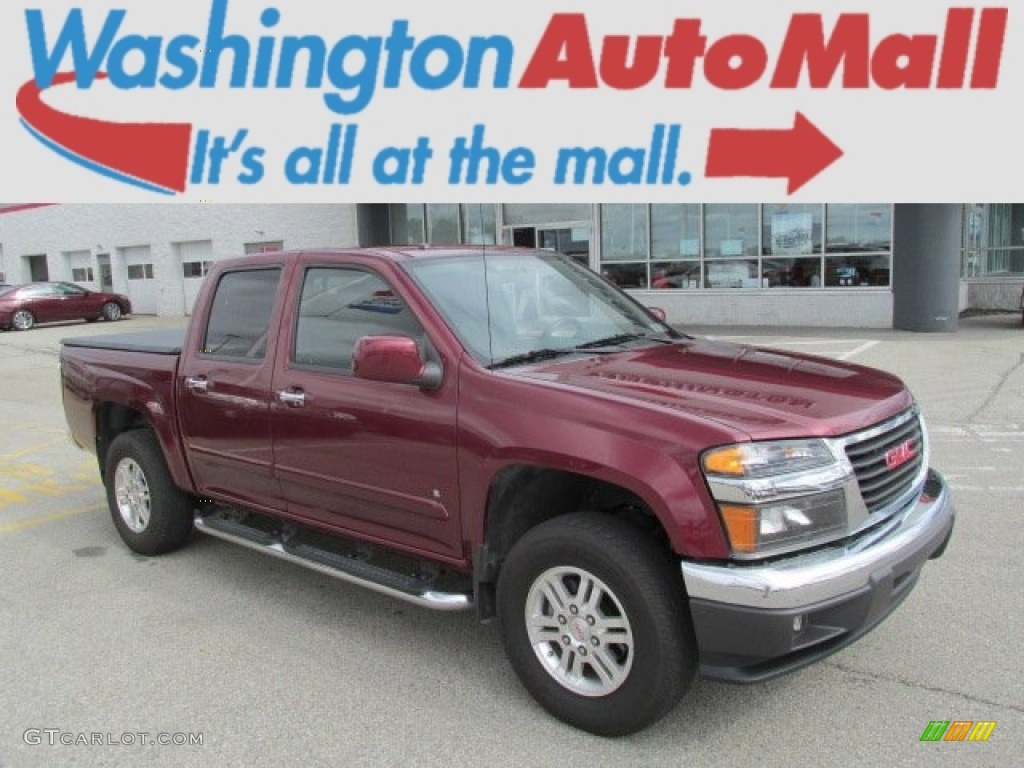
{"left": 0, "top": 282, "right": 132, "bottom": 331}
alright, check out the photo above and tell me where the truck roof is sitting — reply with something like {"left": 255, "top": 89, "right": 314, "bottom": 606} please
{"left": 220, "top": 245, "right": 529, "bottom": 267}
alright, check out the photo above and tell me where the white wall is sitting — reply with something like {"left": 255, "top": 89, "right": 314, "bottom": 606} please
{"left": 633, "top": 289, "right": 895, "bottom": 329}
{"left": 0, "top": 204, "right": 358, "bottom": 315}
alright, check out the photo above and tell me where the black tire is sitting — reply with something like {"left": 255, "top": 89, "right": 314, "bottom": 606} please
{"left": 496, "top": 513, "right": 697, "bottom": 737}
{"left": 11, "top": 309, "right": 35, "bottom": 331}
{"left": 102, "top": 302, "right": 123, "bottom": 321}
{"left": 105, "top": 430, "right": 194, "bottom": 556}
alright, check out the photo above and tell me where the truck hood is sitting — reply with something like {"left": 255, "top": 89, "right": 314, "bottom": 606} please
{"left": 512, "top": 338, "right": 913, "bottom": 439}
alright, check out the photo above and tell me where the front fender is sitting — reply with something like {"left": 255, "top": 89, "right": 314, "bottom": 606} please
{"left": 456, "top": 362, "right": 734, "bottom": 559}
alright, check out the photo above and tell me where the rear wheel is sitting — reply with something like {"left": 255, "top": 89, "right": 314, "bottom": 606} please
{"left": 102, "top": 302, "right": 123, "bottom": 321}
{"left": 105, "top": 431, "right": 194, "bottom": 555}
{"left": 11, "top": 309, "right": 35, "bottom": 331}
{"left": 496, "top": 513, "right": 697, "bottom": 737}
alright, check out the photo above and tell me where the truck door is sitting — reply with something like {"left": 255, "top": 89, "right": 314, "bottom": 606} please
{"left": 178, "top": 266, "right": 284, "bottom": 512}
{"left": 269, "top": 262, "right": 462, "bottom": 560}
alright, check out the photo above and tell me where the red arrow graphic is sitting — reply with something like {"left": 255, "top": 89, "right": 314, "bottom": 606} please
{"left": 705, "top": 113, "right": 843, "bottom": 195}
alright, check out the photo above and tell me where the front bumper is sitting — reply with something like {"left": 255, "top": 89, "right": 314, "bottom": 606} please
{"left": 681, "top": 468, "right": 955, "bottom": 682}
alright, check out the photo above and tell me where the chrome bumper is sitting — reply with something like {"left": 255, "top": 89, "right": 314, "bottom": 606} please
{"left": 682, "top": 468, "right": 954, "bottom": 611}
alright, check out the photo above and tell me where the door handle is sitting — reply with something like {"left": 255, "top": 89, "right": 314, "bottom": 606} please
{"left": 278, "top": 389, "right": 306, "bottom": 407}
{"left": 185, "top": 376, "right": 209, "bottom": 394}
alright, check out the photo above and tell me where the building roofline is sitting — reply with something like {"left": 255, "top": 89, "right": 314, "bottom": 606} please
{"left": 0, "top": 204, "right": 58, "bottom": 215}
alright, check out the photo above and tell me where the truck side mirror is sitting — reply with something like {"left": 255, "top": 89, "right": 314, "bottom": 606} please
{"left": 352, "top": 335, "right": 442, "bottom": 390}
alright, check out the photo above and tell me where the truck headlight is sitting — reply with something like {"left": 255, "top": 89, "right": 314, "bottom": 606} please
{"left": 702, "top": 440, "right": 853, "bottom": 558}
{"left": 703, "top": 439, "right": 835, "bottom": 478}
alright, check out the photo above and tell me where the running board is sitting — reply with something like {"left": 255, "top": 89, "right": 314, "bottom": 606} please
{"left": 193, "top": 514, "right": 473, "bottom": 612}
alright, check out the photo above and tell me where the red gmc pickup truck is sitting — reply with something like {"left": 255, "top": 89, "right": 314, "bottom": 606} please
{"left": 60, "top": 247, "right": 955, "bottom": 736}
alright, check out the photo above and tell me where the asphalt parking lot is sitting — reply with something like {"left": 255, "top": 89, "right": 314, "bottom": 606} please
{"left": 1, "top": 314, "right": 1021, "bottom": 767}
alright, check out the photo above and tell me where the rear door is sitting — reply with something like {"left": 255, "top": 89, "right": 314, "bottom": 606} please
{"left": 269, "top": 257, "right": 463, "bottom": 559}
{"left": 178, "top": 265, "right": 286, "bottom": 512}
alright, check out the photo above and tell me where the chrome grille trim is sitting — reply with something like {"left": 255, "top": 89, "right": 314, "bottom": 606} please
{"left": 834, "top": 408, "right": 929, "bottom": 526}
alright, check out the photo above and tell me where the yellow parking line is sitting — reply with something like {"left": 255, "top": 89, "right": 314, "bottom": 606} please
{"left": 0, "top": 489, "right": 30, "bottom": 506}
{"left": 0, "top": 436, "right": 67, "bottom": 462}
{"left": 0, "top": 504, "right": 105, "bottom": 535}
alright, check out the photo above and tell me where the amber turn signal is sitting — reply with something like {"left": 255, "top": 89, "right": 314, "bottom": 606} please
{"left": 718, "top": 504, "right": 758, "bottom": 553}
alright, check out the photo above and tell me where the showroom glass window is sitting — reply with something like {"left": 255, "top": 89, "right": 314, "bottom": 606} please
{"left": 824, "top": 204, "right": 892, "bottom": 287}
{"left": 600, "top": 204, "right": 649, "bottom": 289}
{"left": 428, "top": 204, "right": 460, "bottom": 244}
{"left": 761, "top": 204, "right": 823, "bottom": 288}
{"left": 651, "top": 205, "right": 702, "bottom": 290}
{"left": 461, "top": 204, "right": 498, "bottom": 245}
{"left": 961, "top": 203, "right": 1024, "bottom": 278}
{"left": 389, "top": 204, "right": 496, "bottom": 246}
{"left": 594, "top": 203, "right": 894, "bottom": 292}
{"left": 703, "top": 204, "right": 759, "bottom": 288}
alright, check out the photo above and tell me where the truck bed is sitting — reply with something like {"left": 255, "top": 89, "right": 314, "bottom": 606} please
{"left": 61, "top": 329, "right": 185, "bottom": 355}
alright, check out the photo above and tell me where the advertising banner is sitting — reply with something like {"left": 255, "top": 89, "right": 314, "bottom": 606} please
{"left": 0, "top": 0, "right": 1020, "bottom": 201}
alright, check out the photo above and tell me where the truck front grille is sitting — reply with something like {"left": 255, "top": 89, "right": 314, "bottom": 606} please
{"left": 844, "top": 412, "right": 925, "bottom": 514}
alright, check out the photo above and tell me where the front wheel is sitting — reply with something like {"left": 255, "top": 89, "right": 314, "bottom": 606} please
{"left": 102, "top": 302, "right": 123, "bottom": 321}
{"left": 105, "top": 431, "right": 194, "bottom": 556}
{"left": 496, "top": 513, "right": 697, "bottom": 737}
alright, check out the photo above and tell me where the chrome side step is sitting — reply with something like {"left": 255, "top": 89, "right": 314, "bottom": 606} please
{"left": 194, "top": 514, "right": 473, "bottom": 612}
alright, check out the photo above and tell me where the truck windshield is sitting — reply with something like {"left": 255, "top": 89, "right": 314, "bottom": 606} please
{"left": 402, "top": 250, "right": 682, "bottom": 368}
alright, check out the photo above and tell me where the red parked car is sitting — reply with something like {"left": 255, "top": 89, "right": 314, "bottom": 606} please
{"left": 0, "top": 282, "right": 132, "bottom": 331}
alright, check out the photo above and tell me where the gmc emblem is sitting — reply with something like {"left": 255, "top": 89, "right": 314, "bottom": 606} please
{"left": 885, "top": 440, "right": 918, "bottom": 470}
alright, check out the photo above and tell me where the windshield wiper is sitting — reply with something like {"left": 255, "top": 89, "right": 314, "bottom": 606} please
{"left": 489, "top": 349, "right": 578, "bottom": 369}
{"left": 490, "top": 332, "right": 676, "bottom": 369}
{"left": 573, "top": 332, "right": 677, "bottom": 350}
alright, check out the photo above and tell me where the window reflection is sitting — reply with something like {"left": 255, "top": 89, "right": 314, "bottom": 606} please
{"left": 704, "top": 205, "right": 759, "bottom": 258}
{"left": 826, "top": 204, "right": 891, "bottom": 253}
{"left": 491, "top": 203, "right": 900, "bottom": 291}
{"left": 601, "top": 204, "right": 648, "bottom": 263}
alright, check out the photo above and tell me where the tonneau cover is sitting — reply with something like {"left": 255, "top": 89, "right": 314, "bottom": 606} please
{"left": 61, "top": 329, "right": 186, "bottom": 356}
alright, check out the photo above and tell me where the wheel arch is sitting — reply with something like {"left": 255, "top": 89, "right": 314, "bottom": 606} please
{"left": 94, "top": 402, "right": 192, "bottom": 492}
{"left": 474, "top": 464, "right": 675, "bottom": 620}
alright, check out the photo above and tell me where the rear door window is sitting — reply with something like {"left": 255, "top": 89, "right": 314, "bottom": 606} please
{"left": 202, "top": 269, "right": 282, "bottom": 360}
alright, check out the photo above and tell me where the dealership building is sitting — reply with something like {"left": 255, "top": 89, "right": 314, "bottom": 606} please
{"left": 1, "top": 203, "right": 1021, "bottom": 331}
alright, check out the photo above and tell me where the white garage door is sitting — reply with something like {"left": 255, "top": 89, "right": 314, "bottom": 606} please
{"left": 180, "top": 240, "right": 214, "bottom": 315}
{"left": 122, "top": 245, "right": 157, "bottom": 315}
